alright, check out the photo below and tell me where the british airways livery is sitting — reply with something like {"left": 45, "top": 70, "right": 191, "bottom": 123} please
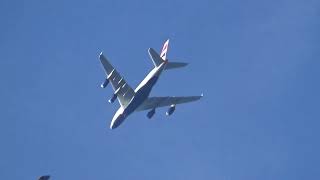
{"left": 99, "top": 39, "right": 203, "bottom": 129}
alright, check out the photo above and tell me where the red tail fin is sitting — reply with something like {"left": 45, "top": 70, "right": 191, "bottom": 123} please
{"left": 160, "top": 39, "right": 169, "bottom": 60}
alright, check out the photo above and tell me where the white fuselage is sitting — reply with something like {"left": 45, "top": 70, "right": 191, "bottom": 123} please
{"left": 110, "top": 61, "right": 167, "bottom": 129}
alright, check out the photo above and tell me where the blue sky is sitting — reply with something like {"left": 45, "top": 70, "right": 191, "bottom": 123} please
{"left": 1, "top": 0, "right": 320, "bottom": 179}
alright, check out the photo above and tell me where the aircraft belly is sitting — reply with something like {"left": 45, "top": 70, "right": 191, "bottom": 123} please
{"left": 125, "top": 76, "right": 159, "bottom": 115}
{"left": 111, "top": 76, "right": 160, "bottom": 129}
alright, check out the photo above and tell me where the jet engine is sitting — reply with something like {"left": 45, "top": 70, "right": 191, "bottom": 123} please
{"left": 166, "top": 104, "right": 176, "bottom": 116}
{"left": 100, "top": 79, "right": 109, "bottom": 88}
{"left": 109, "top": 94, "right": 117, "bottom": 103}
{"left": 147, "top": 108, "right": 156, "bottom": 119}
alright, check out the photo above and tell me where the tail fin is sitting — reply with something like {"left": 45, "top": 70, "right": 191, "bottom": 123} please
{"left": 160, "top": 39, "right": 169, "bottom": 60}
{"left": 148, "top": 39, "right": 169, "bottom": 67}
{"left": 148, "top": 39, "right": 188, "bottom": 70}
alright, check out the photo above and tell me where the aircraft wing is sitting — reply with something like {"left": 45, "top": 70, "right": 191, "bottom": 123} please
{"left": 135, "top": 95, "right": 203, "bottom": 111}
{"left": 99, "top": 52, "right": 135, "bottom": 108}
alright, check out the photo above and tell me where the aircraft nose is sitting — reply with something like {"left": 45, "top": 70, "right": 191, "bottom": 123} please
{"left": 110, "top": 124, "right": 116, "bottom": 129}
{"left": 110, "top": 114, "right": 125, "bottom": 129}
{"left": 110, "top": 120, "right": 118, "bottom": 129}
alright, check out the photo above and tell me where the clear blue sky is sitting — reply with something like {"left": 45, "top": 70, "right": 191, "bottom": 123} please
{"left": 1, "top": 0, "right": 320, "bottom": 179}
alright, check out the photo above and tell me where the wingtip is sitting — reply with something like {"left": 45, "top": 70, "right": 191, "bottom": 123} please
{"left": 201, "top": 93, "right": 204, "bottom": 97}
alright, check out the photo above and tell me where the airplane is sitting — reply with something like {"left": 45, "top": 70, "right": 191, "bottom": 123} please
{"left": 38, "top": 175, "right": 50, "bottom": 180}
{"left": 99, "top": 39, "right": 203, "bottom": 129}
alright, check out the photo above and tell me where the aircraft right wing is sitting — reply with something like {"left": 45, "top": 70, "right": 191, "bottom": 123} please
{"left": 135, "top": 95, "right": 203, "bottom": 111}
{"left": 99, "top": 52, "right": 135, "bottom": 108}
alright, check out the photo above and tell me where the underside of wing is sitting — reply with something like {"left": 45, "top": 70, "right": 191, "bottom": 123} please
{"left": 136, "top": 95, "right": 203, "bottom": 111}
{"left": 99, "top": 52, "right": 135, "bottom": 107}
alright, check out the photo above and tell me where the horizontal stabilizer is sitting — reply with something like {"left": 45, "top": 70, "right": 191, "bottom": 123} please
{"left": 148, "top": 48, "right": 163, "bottom": 67}
{"left": 165, "top": 62, "right": 188, "bottom": 70}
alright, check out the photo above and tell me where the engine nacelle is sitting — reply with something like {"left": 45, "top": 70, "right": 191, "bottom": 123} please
{"left": 166, "top": 105, "right": 176, "bottom": 116}
{"left": 109, "top": 94, "right": 117, "bottom": 103}
{"left": 147, "top": 108, "right": 156, "bottom": 119}
{"left": 101, "top": 79, "right": 109, "bottom": 88}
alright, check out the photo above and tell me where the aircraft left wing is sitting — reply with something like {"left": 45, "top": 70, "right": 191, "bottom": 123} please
{"left": 99, "top": 52, "right": 135, "bottom": 108}
{"left": 135, "top": 95, "right": 203, "bottom": 111}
